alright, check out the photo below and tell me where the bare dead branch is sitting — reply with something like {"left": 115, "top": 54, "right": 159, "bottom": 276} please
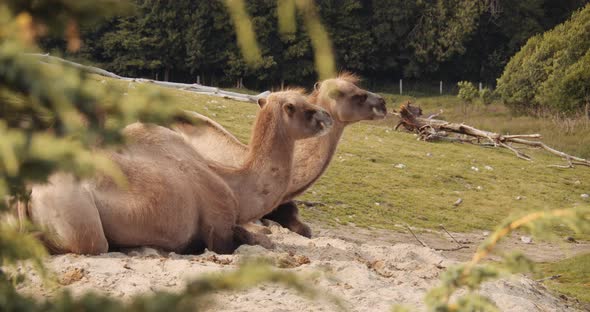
{"left": 393, "top": 102, "right": 590, "bottom": 168}
{"left": 405, "top": 225, "right": 429, "bottom": 248}
{"left": 536, "top": 274, "right": 562, "bottom": 282}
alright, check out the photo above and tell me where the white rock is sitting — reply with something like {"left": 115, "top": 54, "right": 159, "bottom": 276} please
{"left": 426, "top": 152, "right": 433, "bottom": 157}
{"left": 482, "top": 231, "right": 490, "bottom": 237}
{"left": 516, "top": 196, "right": 523, "bottom": 200}
{"left": 574, "top": 180, "right": 581, "bottom": 185}
{"left": 471, "top": 166, "right": 479, "bottom": 172}
{"left": 476, "top": 186, "right": 483, "bottom": 191}
{"left": 581, "top": 194, "right": 589, "bottom": 199}
{"left": 520, "top": 236, "right": 533, "bottom": 244}
{"left": 484, "top": 165, "right": 494, "bottom": 171}
{"left": 394, "top": 163, "right": 406, "bottom": 169}
{"left": 453, "top": 198, "right": 463, "bottom": 206}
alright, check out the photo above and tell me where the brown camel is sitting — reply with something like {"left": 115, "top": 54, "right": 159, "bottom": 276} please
{"left": 174, "top": 73, "right": 386, "bottom": 237}
{"left": 28, "top": 90, "right": 333, "bottom": 255}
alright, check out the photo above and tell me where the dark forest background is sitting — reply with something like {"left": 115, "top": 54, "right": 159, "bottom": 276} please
{"left": 41, "top": 0, "right": 588, "bottom": 91}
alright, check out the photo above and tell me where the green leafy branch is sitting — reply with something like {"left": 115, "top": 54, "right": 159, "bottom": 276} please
{"left": 421, "top": 207, "right": 590, "bottom": 312}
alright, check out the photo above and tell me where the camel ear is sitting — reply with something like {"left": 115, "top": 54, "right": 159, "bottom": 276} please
{"left": 257, "top": 98, "right": 267, "bottom": 108}
{"left": 314, "top": 82, "right": 321, "bottom": 91}
{"left": 328, "top": 87, "right": 342, "bottom": 99}
{"left": 283, "top": 103, "right": 295, "bottom": 116}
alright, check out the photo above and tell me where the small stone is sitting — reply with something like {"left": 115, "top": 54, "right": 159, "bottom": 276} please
{"left": 375, "top": 202, "right": 380, "bottom": 206}
{"left": 59, "top": 268, "right": 86, "bottom": 285}
{"left": 394, "top": 163, "right": 406, "bottom": 169}
{"left": 482, "top": 231, "right": 490, "bottom": 237}
{"left": 453, "top": 198, "right": 463, "bottom": 207}
{"left": 574, "top": 180, "right": 581, "bottom": 185}
{"left": 516, "top": 196, "right": 523, "bottom": 200}
{"left": 581, "top": 194, "right": 589, "bottom": 199}
{"left": 471, "top": 166, "right": 479, "bottom": 172}
{"left": 426, "top": 152, "right": 433, "bottom": 157}
{"left": 476, "top": 186, "right": 483, "bottom": 191}
{"left": 520, "top": 236, "right": 533, "bottom": 244}
{"left": 565, "top": 236, "right": 577, "bottom": 243}
{"left": 484, "top": 165, "right": 494, "bottom": 171}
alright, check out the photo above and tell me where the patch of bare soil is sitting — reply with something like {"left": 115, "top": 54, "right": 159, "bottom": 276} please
{"left": 13, "top": 223, "right": 588, "bottom": 312}
{"left": 310, "top": 222, "right": 590, "bottom": 263}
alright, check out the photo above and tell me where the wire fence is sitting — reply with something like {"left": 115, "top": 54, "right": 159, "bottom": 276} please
{"left": 371, "top": 79, "right": 495, "bottom": 97}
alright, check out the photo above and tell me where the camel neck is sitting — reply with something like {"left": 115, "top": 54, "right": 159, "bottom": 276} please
{"left": 284, "top": 117, "right": 345, "bottom": 200}
{"left": 214, "top": 108, "right": 296, "bottom": 224}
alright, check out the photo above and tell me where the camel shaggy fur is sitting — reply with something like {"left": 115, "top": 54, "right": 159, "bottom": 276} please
{"left": 174, "top": 73, "right": 386, "bottom": 238}
{"left": 28, "top": 90, "right": 333, "bottom": 255}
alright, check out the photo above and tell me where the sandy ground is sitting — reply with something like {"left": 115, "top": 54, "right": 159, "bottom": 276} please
{"left": 13, "top": 222, "right": 589, "bottom": 312}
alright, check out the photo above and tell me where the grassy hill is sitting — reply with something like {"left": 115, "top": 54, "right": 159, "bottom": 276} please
{"left": 106, "top": 77, "right": 590, "bottom": 238}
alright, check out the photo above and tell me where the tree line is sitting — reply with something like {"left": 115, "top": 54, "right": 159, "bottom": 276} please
{"left": 41, "top": 0, "right": 587, "bottom": 91}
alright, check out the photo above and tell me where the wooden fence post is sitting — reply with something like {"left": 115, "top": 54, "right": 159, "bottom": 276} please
{"left": 400, "top": 79, "right": 403, "bottom": 95}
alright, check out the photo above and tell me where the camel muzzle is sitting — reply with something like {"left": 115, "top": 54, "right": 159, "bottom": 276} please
{"left": 369, "top": 94, "right": 387, "bottom": 119}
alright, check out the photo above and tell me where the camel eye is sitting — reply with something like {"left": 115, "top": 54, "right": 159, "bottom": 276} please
{"left": 353, "top": 93, "right": 368, "bottom": 105}
{"left": 283, "top": 103, "right": 296, "bottom": 116}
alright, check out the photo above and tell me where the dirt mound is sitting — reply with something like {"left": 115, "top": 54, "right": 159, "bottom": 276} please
{"left": 15, "top": 225, "right": 579, "bottom": 311}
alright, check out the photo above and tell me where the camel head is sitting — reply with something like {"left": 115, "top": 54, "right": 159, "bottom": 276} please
{"left": 257, "top": 89, "right": 333, "bottom": 140}
{"left": 311, "top": 72, "right": 387, "bottom": 123}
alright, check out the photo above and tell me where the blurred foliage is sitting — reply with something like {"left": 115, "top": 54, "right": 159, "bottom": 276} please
{"left": 0, "top": 259, "right": 335, "bottom": 312}
{"left": 497, "top": 3, "right": 590, "bottom": 114}
{"left": 421, "top": 207, "right": 590, "bottom": 311}
{"left": 0, "top": 0, "right": 196, "bottom": 204}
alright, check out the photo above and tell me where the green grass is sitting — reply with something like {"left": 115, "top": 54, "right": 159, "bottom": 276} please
{"left": 536, "top": 253, "right": 590, "bottom": 303}
{"left": 101, "top": 77, "right": 590, "bottom": 238}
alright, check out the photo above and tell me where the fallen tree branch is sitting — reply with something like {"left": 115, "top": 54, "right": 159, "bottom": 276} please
{"left": 393, "top": 101, "right": 590, "bottom": 168}
{"left": 405, "top": 225, "right": 429, "bottom": 248}
{"left": 536, "top": 274, "right": 562, "bottom": 282}
{"left": 26, "top": 53, "right": 268, "bottom": 103}
{"left": 406, "top": 224, "right": 470, "bottom": 251}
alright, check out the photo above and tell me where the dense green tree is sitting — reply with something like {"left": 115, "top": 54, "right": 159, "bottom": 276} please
{"left": 441, "top": 0, "right": 588, "bottom": 85}
{"left": 497, "top": 3, "right": 590, "bottom": 113}
{"left": 39, "top": 0, "right": 589, "bottom": 90}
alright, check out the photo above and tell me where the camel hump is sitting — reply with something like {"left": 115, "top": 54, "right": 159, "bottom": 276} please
{"left": 173, "top": 111, "right": 248, "bottom": 167}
